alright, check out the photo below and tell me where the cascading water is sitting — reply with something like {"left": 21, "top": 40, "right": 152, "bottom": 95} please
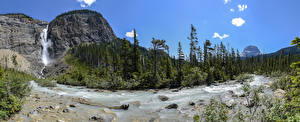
{"left": 29, "top": 75, "right": 272, "bottom": 121}
{"left": 40, "top": 26, "right": 51, "bottom": 77}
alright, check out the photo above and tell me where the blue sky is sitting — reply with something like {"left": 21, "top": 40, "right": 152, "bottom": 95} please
{"left": 1, "top": 0, "right": 300, "bottom": 56}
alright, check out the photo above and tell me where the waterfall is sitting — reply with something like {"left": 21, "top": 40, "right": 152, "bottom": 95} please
{"left": 40, "top": 26, "right": 51, "bottom": 76}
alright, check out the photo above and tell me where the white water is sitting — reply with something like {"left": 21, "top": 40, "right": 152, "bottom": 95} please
{"left": 30, "top": 75, "right": 270, "bottom": 121}
{"left": 40, "top": 26, "right": 51, "bottom": 76}
{"left": 41, "top": 26, "right": 51, "bottom": 66}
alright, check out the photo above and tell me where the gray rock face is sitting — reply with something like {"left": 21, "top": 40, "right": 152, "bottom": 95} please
{"left": 0, "top": 10, "right": 117, "bottom": 77}
{"left": 242, "top": 45, "right": 261, "bottom": 57}
{"left": 47, "top": 10, "right": 116, "bottom": 60}
{"left": 0, "top": 14, "right": 48, "bottom": 76}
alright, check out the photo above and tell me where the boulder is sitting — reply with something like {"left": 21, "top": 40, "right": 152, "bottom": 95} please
{"left": 89, "top": 115, "right": 104, "bottom": 121}
{"left": 189, "top": 102, "right": 195, "bottom": 106}
{"left": 225, "top": 99, "right": 236, "bottom": 108}
{"left": 109, "top": 104, "right": 129, "bottom": 110}
{"left": 165, "top": 104, "right": 178, "bottom": 109}
{"left": 158, "top": 95, "right": 169, "bottom": 101}
{"left": 172, "top": 89, "right": 179, "bottom": 92}
{"left": 274, "top": 89, "right": 286, "bottom": 99}
{"left": 62, "top": 108, "right": 69, "bottom": 113}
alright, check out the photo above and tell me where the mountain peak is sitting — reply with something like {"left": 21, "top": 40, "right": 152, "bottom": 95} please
{"left": 242, "top": 45, "right": 261, "bottom": 57}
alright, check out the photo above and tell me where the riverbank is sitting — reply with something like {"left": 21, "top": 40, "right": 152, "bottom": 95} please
{"left": 8, "top": 75, "right": 275, "bottom": 122}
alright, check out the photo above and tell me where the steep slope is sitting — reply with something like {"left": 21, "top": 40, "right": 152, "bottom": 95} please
{"left": 0, "top": 14, "right": 48, "bottom": 76}
{"left": 47, "top": 10, "right": 117, "bottom": 60}
{"left": 265, "top": 45, "right": 300, "bottom": 57}
{"left": 241, "top": 45, "right": 261, "bottom": 57}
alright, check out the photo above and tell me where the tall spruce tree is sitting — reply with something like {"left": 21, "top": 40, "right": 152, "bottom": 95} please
{"left": 151, "top": 38, "right": 167, "bottom": 76}
{"left": 188, "top": 24, "right": 198, "bottom": 66}
{"left": 132, "top": 29, "right": 142, "bottom": 74}
{"left": 121, "top": 38, "right": 131, "bottom": 80}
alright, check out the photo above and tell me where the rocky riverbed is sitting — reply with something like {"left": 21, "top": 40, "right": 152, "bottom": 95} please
{"left": 8, "top": 75, "right": 276, "bottom": 122}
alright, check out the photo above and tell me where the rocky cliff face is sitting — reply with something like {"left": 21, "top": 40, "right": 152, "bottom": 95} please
{"left": 0, "top": 14, "right": 48, "bottom": 76}
{"left": 242, "top": 45, "right": 261, "bottom": 57}
{"left": 0, "top": 10, "right": 117, "bottom": 77}
{"left": 47, "top": 10, "right": 116, "bottom": 60}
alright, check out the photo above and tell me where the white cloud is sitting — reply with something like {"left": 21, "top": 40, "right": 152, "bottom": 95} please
{"left": 126, "top": 30, "right": 138, "bottom": 38}
{"left": 232, "top": 17, "right": 245, "bottom": 27}
{"left": 213, "top": 33, "right": 229, "bottom": 40}
{"left": 230, "top": 8, "right": 235, "bottom": 12}
{"left": 238, "top": 4, "right": 247, "bottom": 11}
{"left": 224, "top": 0, "right": 231, "bottom": 4}
{"left": 77, "top": 0, "right": 96, "bottom": 7}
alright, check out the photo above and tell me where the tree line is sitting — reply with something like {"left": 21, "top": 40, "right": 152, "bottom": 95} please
{"left": 56, "top": 25, "right": 299, "bottom": 90}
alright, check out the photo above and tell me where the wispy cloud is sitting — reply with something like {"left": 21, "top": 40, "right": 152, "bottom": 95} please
{"left": 126, "top": 30, "right": 138, "bottom": 38}
{"left": 232, "top": 18, "right": 245, "bottom": 27}
{"left": 238, "top": 4, "right": 247, "bottom": 11}
{"left": 213, "top": 32, "right": 229, "bottom": 40}
{"left": 230, "top": 8, "right": 235, "bottom": 12}
{"left": 77, "top": 0, "right": 96, "bottom": 8}
{"left": 224, "top": 0, "right": 231, "bottom": 4}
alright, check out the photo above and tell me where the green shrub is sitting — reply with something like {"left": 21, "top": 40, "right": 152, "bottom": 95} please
{"left": 203, "top": 98, "right": 229, "bottom": 122}
{"left": 0, "top": 95, "right": 22, "bottom": 119}
{"left": 234, "top": 74, "right": 253, "bottom": 83}
{"left": 182, "top": 67, "right": 207, "bottom": 87}
{"left": 35, "top": 79, "right": 56, "bottom": 87}
{"left": 270, "top": 75, "right": 291, "bottom": 91}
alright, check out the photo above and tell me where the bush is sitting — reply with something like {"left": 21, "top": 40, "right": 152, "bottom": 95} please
{"left": 0, "top": 95, "right": 22, "bottom": 119}
{"left": 234, "top": 74, "right": 253, "bottom": 83}
{"left": 35, "top": 79, "right": 56, "bottom": 87}
{"left": 203, "top": 98, "right": 229, "bottom": 122}
{"left": 182, "top": 67, "right": 207, "bottom": 87}
{"left": 270, "top": 75, "right": 291, "bottom": 91}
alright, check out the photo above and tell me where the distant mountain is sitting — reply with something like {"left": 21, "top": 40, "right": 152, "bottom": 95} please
{"left": 264, "top": 45, "right": 300, "bottom": 57}
{"left": 241, "top": 45, "right": 261, "bottom": 57}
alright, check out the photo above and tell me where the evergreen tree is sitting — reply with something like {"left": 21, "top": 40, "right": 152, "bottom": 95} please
{"left": 132, "top": 29, "right": 142, "bottom": 74}
{"left": 174, "top": 42, "right": 184, "bottom": 88}
{"left": 104, "top": 47, "right": 111, "bottom": 71}
{"left": 151, "top": 38, "right": 167, "bottom": 76}
{"left": 188, "top": 24, "right": 198, "bottom": 66}
{"left": 121, "top": 38, "right": 131, "bottom": 80}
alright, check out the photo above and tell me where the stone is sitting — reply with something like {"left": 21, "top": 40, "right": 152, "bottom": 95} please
{"left": 165, "top": 104, "right": 178, "bottom": 109}
{"left": 225, "top": 99, "right": 236, "bottom": 108}
{"left": 274, "top": 89, "right": 286, "bottom": 99}
{"left": 89, "top": 115, "right": 103, "bottom": 121}
{"left": 172, "top": 89, "right": 179, "bottom": 92}
{"left": 69, "top": 104, "right": 76, "bottom": 108}
{"left": 189, "top": 102, "right": 195, "bottom": 106}
{"left": 158, "top": 95, "right": 169, "bottom": 101}
{"left": 62, "top": 108, "right": 69, "bottom": 113}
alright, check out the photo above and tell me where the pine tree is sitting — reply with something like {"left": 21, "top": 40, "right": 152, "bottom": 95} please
{"left": 174, "top": 42, "right": 184, "bottom": 88}
{"left": 104, "top": 47, "right": 111, "bottom": 71}
{"left": 151, "top": 38, "right": 167, "bottom": 76}
{"left": 121, "top": 38, "right": 131, "bottom": 80}
{"left": 132, "top": 29, "right": 142, "bottom": 74}
{"left": 188, "top": 24, "right": 198, "bottom": 66}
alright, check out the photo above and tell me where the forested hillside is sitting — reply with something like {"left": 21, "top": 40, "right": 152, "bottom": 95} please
{"left": 53, "top": 25, "right": 299, "bottom": 90}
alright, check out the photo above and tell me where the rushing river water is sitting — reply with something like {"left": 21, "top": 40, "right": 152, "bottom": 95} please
{"left": 30, "top": 75, "right": 270, "bottom": 122}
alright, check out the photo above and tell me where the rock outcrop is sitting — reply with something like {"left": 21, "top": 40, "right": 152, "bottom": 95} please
{"left": 47, "top": 10, "right": 116, "bottom": 60}
{"left": 241, "top": 45, "right": 261, "bottom": 57}
{"left": 0, "top": 10, "right": 117, "bottom": 76}
{"left": 0, "top": 14, "right": 48, "bottom": 76}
